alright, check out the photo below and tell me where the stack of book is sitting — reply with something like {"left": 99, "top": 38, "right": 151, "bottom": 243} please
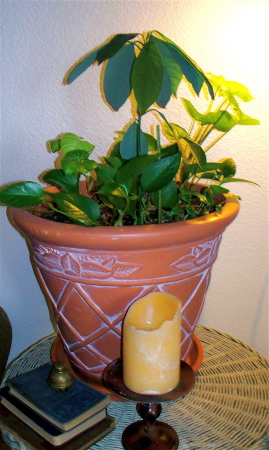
{"left": 0, "top": 364, "right": 116, "bottom": 449}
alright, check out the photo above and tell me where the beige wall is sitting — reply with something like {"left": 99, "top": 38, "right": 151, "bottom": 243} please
{"left": 1, "top": 0, "right": 268, "bottom": 363}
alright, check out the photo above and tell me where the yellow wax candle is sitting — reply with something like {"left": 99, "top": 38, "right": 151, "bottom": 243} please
{"left": 122, "top": 292, "right": 181, "bottom": 395}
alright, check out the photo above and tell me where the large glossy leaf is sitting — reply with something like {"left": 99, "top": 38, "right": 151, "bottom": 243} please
{"left": 61, "top": 151, "right": 98, "bottom": 175}
{"left": 131, "top": 38, "right": 164, "bottom": 114}
{"left": 115, "top": 154, "right": 158, "bottom": 182}
{"left": 120, "top": 122, "right": 148, "bottom": 159}
{"left": 104, "top": 44, "right": 135, "bottom": 111}
{"left": 95, "top": 164, "right": 117, "bottom": 183}
{"left": 0, "top": 182, "right": 44, "bottom": 207}
{"left": 43, "top": 169, "right": 79, "bottom": 193}
{"left": 50, "top": 193, "right": 100, "bottom": 226}
{"left": 64, "top": 46, "right": 104, "bottom": 85}
{"left": 152, "top": 181, "right": 178, "bottom": 208}
{"left": 155, "top": 32, "right": 214, "bottom": 98}
{"left": 141, "top": 153, "right": 181, "bottom": 192}
{"left": 156, "top": 67, "right": 171, "bottom": 108}
{"left": 155, "top": 41, "right": 183, "bottom": 97}
{"left": 96, "top": 33, "right": 138, "bottom": 64}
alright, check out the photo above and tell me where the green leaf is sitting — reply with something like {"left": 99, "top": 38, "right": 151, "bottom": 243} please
{"left": 155, "top": 67, "right": 172, "bottom": 108}
{"left": 61, "top": 151, "right": 98, "bottom": 175}
{"left": 141, "top": 153, "right": 181, "bottom": 192}
{"left": 132, "top": 38, "right": 164, "bottom": 114}
{"left": 103, "top": 156, "right": 123, "bottom": 169}
{"left": 163, "top": 122, "right": 189, "bottom": 141}
{"left": 210, "top": 185, "right": 230, "bottom": 194}
{"left": 155, "top": 41, "right": 183, "bottom": 97}
{"left": 64, "top": 45, "right": 104, "bottom": 85}
{"left": 50, "top": 193, "right": 100, "bottom": 226}
{"left": 180, "top": 138, "right": 206, "bottom": 166}
{"left": 220, "top": 177, "right": 260, "bottom": 186}
{"left": 152, "top": 181, "right": 178, "bottom": 208}
{"left": 120, "top": 122, "right": 148, "bottom": 159}
{"left": 226, "top": 81, "right": 254, "bottom": 102}
{"left": 201, "top": 111, "right": 238, "bottom": 132}
{"left": 48, "top": 138, "right": 61, "bottom": 153}
{"left": 181, "top": 98, "right": 203, "bottom": 122}
{"left": 60, "top": 133, "right": 95, "bottom": 155}
{"left": 233, "top": 107, "right": 260, "bottom": 126}
{"left": 104, "top": 44, "right": 135, "bottom": 111}
{"left": 115, "top": 154, "right": 158, "bottom": 182}
{"left": 96, "top": 33, "right": 138, "bottom": 64}
{"left": 95, "top": 164, "right": 117, "bottom": 183}
{"left": 0, "top": 182, "right": 44, "bottom": 207}
{"left": 144, "top": 133, "right": 158, "bottom": 152}
{"left": 43, "top": 169, "right": 79, "bottom": 193}
{"left": 218, "top": 158, "right": 236, "bottom": 177}
{"left": 155, "top": 31, "right": 213, "bottom": 98}
{"left": 97, "top": 182, "right": 129, "bottom": 198}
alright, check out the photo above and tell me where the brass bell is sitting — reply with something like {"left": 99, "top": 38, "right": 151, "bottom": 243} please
{"left": 47, "top": 361, "right": 74, "bottom": 392}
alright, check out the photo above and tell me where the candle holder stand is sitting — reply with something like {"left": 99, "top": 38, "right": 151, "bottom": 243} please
{"left": 103, "top": 359, "right": 195, "bottom": 450}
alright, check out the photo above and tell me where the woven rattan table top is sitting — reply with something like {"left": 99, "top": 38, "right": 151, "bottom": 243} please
{"left": 1, "top": 326, "right": 268, "bottom": 450}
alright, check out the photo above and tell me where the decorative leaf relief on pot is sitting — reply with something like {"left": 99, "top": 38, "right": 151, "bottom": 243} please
{"left": 171, "top": 235, "right": 222, "bottom": 273}
{"left": 33, "top": 245, "right": 142, "bottom": 279}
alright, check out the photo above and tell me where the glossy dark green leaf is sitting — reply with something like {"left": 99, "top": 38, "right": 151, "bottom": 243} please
{"left": 43, "top": 169, "right": 79, "bottom": 193}
{"left": 115, "top": 154, "right": 158, "bottom": 182}
{"left": 131, "top": 38, "right": 164, "bottom": 114}
{"left": 60, "top": 133, "right": 95, "bottom": 155}
{"left": 95, "top": 164, "right": 117, "bottom": 183}
{"left": 120, "top": 122, "right": 148, "bottom": 159}
{"left": 50, "top": 193, "right": 100, "bottom": 226}
{"left": 190, "top": 162, "right": 234, "bottom": 178}
{"left": 141, "top": 153, "right": 181, "bottom": 192}
{"left": 156, "top": 67, "right": 172, "bottom": 108}
{"left": 64, "top": 46, "right": 103, "bottom": 85}
{"left": 104, "top": 44, "right": 135, "bottom": 111}
{"left": 210, "top": 185, "right": 230, "bottom": 194}
{"left": 155, "top": 41, "right": 183, "bottom": 97}
{"left": 0, "top": 182, "right": 44, "bottom": 207}
{"left": 61, "top": 151, "right": 98, "bottom": 175}
{"left": 218, "top": 158, "right": 236, "bottom": 177}
{"left": 152, "top": 181, "right": 178, "bottom": 208}
{"left": 103, "top": 156, "right": 123, "bottom": 169}
{"left": 155, "top": 32, "right": 214, "bottom": 98}
{"left": 96, "top": 33, "right": 138, "bottom": 64}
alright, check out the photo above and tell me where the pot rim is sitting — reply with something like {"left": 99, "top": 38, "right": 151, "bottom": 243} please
{"left": 9, "top": 194, "right": 239, "bottom": 250}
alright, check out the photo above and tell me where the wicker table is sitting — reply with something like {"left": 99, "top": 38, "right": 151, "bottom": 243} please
{"left": 1, "top": 326, "right": 268, "bottom": 450}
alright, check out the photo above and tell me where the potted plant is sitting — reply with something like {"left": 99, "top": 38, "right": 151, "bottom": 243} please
{"left": 0, "top": 31, "right": 259, "bottom": 385}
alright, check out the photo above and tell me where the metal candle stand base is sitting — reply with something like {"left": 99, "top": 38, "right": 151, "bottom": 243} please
{"left": 103, "top": 359, "right": 196, "bottom": 450}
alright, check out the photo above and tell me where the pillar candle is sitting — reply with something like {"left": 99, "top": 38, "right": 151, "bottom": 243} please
{"left": 122, "top": 292, "right": 181, "bottom": 395}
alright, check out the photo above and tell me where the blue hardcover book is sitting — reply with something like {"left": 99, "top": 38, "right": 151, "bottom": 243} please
{"left": 6, "top": 364, "right": 110, "bottom": 431}
{"left": 0, "top": 387, "right": 114, "bottom": 447}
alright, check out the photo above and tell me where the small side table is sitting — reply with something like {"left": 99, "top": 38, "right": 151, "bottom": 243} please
{"left": 1, "top": 326, "right": 268, "bottom": 450}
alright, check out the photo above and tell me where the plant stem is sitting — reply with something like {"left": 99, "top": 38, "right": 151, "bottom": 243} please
{"left": 136, "top": 112, "right": 143, "bottom": 225}
{"left": 156, "top": 125, "right": 162, "bottom": 224}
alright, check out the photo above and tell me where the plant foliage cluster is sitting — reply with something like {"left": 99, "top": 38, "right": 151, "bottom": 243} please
{"left": 0, "top": 31, "right": 259, "bottom": 226}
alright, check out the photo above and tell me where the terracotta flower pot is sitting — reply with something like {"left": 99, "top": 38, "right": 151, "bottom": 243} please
{"left": 10, "top": 194, "right": 239, "bottom": 383}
